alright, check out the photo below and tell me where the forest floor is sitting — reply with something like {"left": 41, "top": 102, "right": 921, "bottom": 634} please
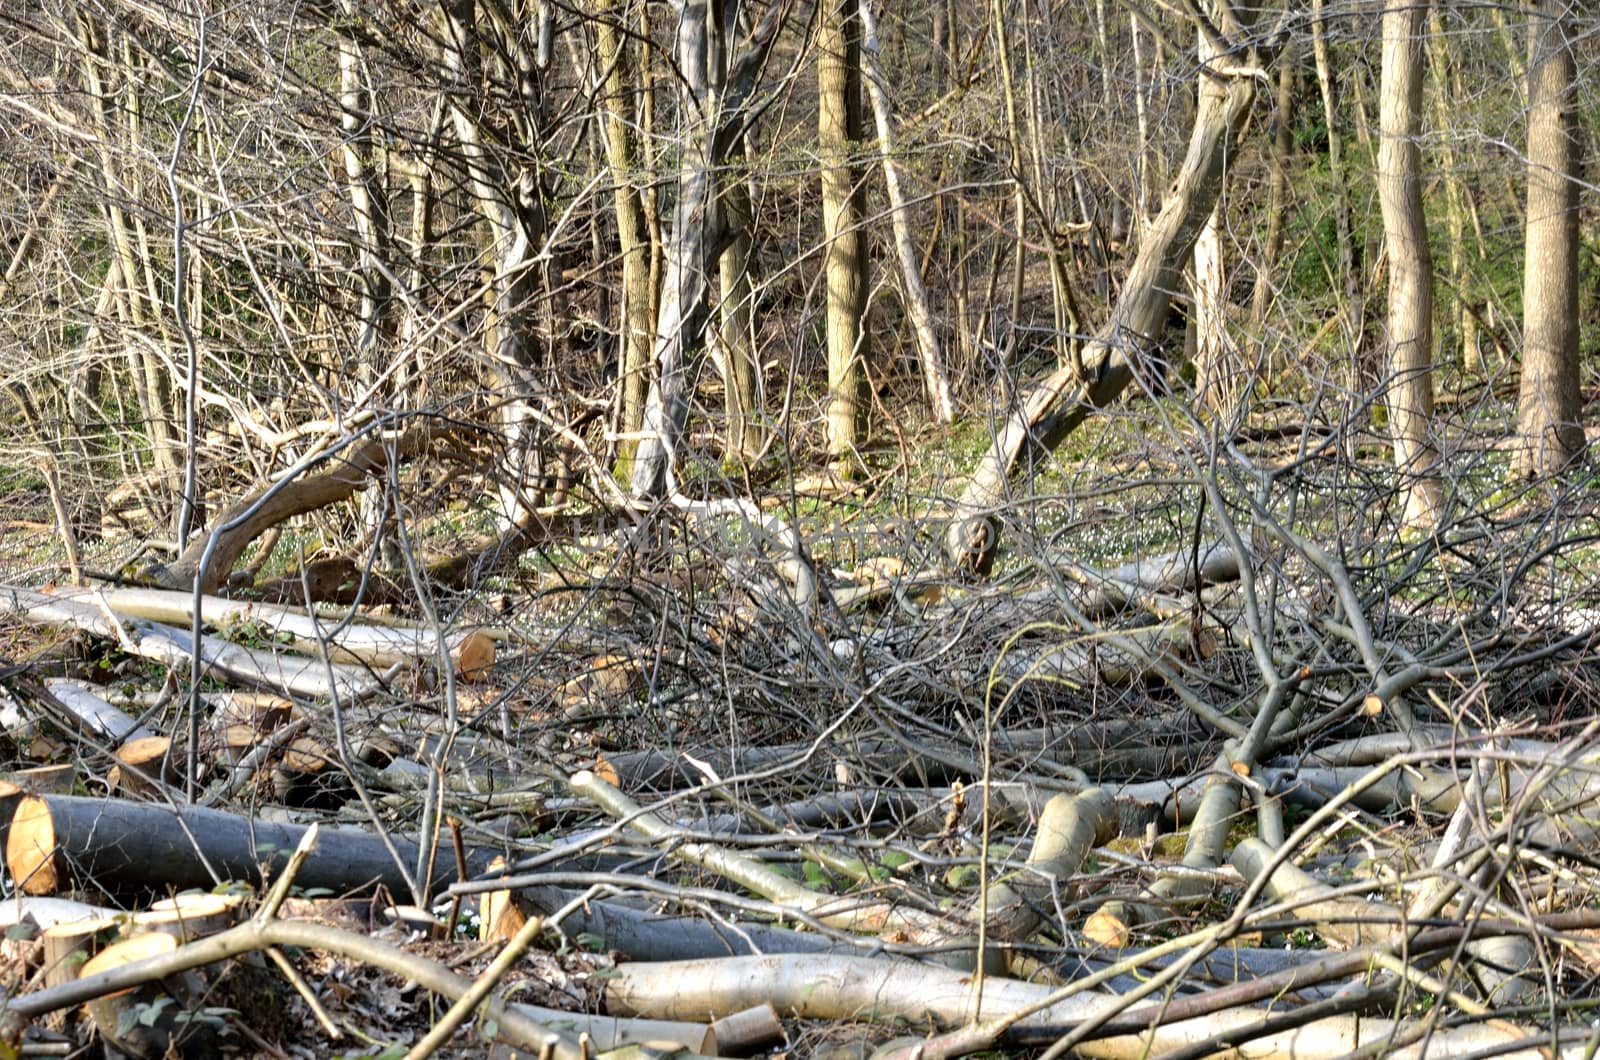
{"left": 4, "top": 397, "right": 1600, "bottom": 1058}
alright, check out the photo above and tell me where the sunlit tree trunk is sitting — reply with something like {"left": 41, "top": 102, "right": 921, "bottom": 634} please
{"left": 594, "top": 0, "right": 655, "bottom": 478}
{"left": 858, "top": 0, "right": 953, "bottom": 425}
{"left": 77, "top": 17, "right": 182, "bottom": 514}
{"left": 944, "top": 11, "right": 1263, "bottom": 574}
{"left": 1515, "top": 0, "right": 1583, "bottom": 477}
{"left": 1378, "top": 0, "right": 1442, "bottom": 530}
{"left": 337, "top": 12, "right": 399, "bottom": 561}
{"left": 818, "top": 0, "right": 868, "bottom": 468}
{"left": 439, "top": 0, "right": 552, "bottom": 526}
{"left": 629, "top": 0, "right": 714, "bottom": 499}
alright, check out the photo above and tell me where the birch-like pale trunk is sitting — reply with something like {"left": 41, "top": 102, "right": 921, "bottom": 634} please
{"left": 1377, "top": 0, "right": 1443, "bottom": 529}
{"left": 943, "top": 17, "right": 1264, "bottom": 575}
{"left": 1514, "top": 0, "right": 1584, "bottom": 477}
{"left": 857, "top": 0, "right": 953, "bottom": 425}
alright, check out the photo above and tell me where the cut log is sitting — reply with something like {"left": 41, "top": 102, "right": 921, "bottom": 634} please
{"left": 5, "top": 793, "right": 502, "bottom": 899}
{"left": 138, "top": 893, "right": 246, "bottom": 941}
{"left": 111, "top": 736, "right": 181, "bottom": 794}
{"left": 972, "top": 788, "right": 1118, "bottom": 946}
{"left": 49, "top": 585, "right": 497, "bottom": 677}
{"left": 0, "top": 587, "right": 384, "bottom": 701}
{"left": 271, "top": 736, "right": 354, "bottom": 809}
{"left": 43, "top": 678, "right": 156, "bottom": 745}
{"left": 80, "top": 931, "right": 216, "bottom": 1059}
{"left": 41, "top": 916, "right": 122, "bottom": 988}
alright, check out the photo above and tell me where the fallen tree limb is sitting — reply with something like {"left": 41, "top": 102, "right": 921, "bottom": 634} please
{"left": 160, "top": 422, "right": 451, "bottom": 594}
{"left": 5, "top": 914, "right": 713, "bottom": 1059}
{"left": 50, "top": 585, "right": 495, "bottom": 676}
{"left": 4, "top": 793, "right": 500, "bottom": 898}
{"left": 0, "top": 587, "right": 387, "bottom": 701}
{"left": 570, "top": 770, "right": 959, "bottom": 941}
{"left": 602, "top": 951, "right": 1579, "bottom": 1059}
{"left": 41, "top": 678, "right": 156, "bottom": 745}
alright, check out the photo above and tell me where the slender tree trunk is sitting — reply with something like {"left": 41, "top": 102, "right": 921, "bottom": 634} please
{"left": 818, "top": 0, "right": 868, "bottom": 468}
{"left": 1252, "top": 45, "right": 1296, "bottom": 326}
{"left": 1378, "top": 0, "right": 1442, "bottom": 529}
{"left": 1191, "top": 25, "right": 1237, "bottom": 413}
{"left": 717, "top": 141, "right": 767, "bottom": 464}
{"left": 857, "top": 0, "right": 953, "bottom": 425}
{"left": 594, "top": 0, "right": 655, "bottom": 476}
{"left": 629, "top": 0, "right": 714, "bottom": 499}
{"left": 1515, "top": 0, "right": 1583, "bottom": 476}
{"left": 991, "top": 0, "right": 1026, "bottom": 339}
{"left": 1311, "top": 0, "right": 1364, "bottom": 387}
{"left": 1426, "top": 10, "right": 1470, "bottom": 377}
{"left": 78, "top": 18, "right": 181, "bottom": 509}
{"left": 439, "top": 0, "right": 551, "bottom": 526}
{"left": 337, "top": 15, "right": 398, "bottom": 561}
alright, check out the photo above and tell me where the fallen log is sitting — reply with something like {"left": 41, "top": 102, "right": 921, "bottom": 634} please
{"left": 9, "top": 914, "right": 715, "bottom": 1060}
{"left": 602, "top": 952, "right": 1580, "bottom": 1059}
{"left": 4, "top": 793, "right": 501, "bottom": 899}
{"left": 50, "top": 585, "right": 496, "bottom": 678}
{"left": 0, "top": 587, "right": 386, "bottom": 701}
{"left": 43, "top": 678, "right": 156, "bottom": 745}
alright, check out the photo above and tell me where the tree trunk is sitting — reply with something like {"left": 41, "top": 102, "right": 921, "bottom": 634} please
{"left": 337, "top": 18, "right": 399, "bottom": 563}
{"left": 1251, "top": 45, "right": 1296, "bottom": 326}
{"left": 6, "top": 793, "right": 498, "bottom": 901}
{"left": 629, "top": 0, "right": 715, "bottom": 499}
{"left": 1310, "top": 0, "right": 1364, "bottom": 388}
{"left": 439, "top": 0, "right": 552, "bottom": 526}
{"left": 818, "top": 0, "right": 869, "bottom": 467}
{"left": 594, "top": 0, "right": 656, "bottom": 477}
{"left": 943, "top": 27, "right": 1261, "bottom": 575}
{"left": 717, "top": 154, "right": 767, "bottom": 465}
{"left": 858, "top": 0, "right": 954, "bottom": 425}
{"left": 1515, "top": 0, "right": 1583, "bottom": 477}
{"left": 1377, "top": 0, "right": 1442, "bottom": 529}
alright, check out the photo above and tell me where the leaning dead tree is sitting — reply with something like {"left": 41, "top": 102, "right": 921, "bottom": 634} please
{"left": 943, "top": 1, "right": 1272, "bottom": 575}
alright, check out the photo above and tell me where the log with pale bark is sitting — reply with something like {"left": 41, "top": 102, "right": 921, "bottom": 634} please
{"left": 9, "top": 909, "right": 719, "bottom": 1060}
{"left": 0, "top": 587, "right": 387, "bottom": 701}
{"left": 601, "top": 948, "right": 1591, "bottom": 1059}
{"left": 942, "top": 32, "right": 1261, "bottom": 574}
{"left": 48, "top": 585, "right": 495, "bottom": 677}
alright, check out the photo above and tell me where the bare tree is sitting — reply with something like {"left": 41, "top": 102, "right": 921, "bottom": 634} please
{"left": 1377, "top": 0, "right": 1442, "bottom": 529}
{"left": 818, "top": 0, "right": 869, "bottom": 468}
{"left": 1515, "top": 0, "right": 1584, "bottom": 477}
{"left": 942, "top": 2, "right": 1268, "bottom": 574}
{"left": 593, "top": 0, "right": 657, "bottom": 477}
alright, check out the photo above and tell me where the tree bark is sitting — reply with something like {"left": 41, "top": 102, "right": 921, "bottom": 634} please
{"left": 819, "top": 0, "right": 869, "bottom": 467}
{"left": 1310, "top": 0, "right": 1365, "bottom": 388}
{"left": 630, "top": 0, "right": 715, "bottom": 499}
{"left": 943, "top": 31, "right": 1262, "bottom": 575}
{"left": 159, "top": 423, "right": 446, "bottom": 593}
{"left": 717, "top": 141, "right": 767, "bottom": 465}
{"left": 0, "top": 588, "right": 385, "bottom": 701}
{"left": 594, "top": 0, "right": 656, "bottom": 477}
{"left": 1377, "top": 0, "right": 1443, "bottom": 529}
{"left": 1515, "top": 0, "right": 1584, "bottom": 477}
{"left": 858, "top": 0, "right": 954, "bottom": 425}
{"left": 5, "top": 794, "right": 499, "bottom": 898}
{"left": 1251, "top": 46, "right": 1296, "bottom": 326}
